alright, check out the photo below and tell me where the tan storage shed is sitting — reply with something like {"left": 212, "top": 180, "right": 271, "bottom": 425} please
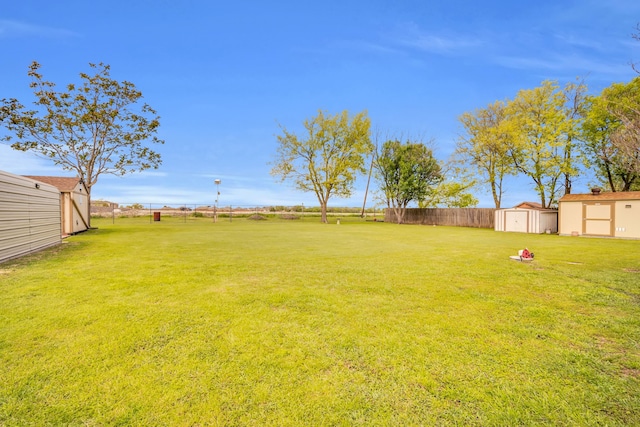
{"left": 495, "top": 202, "right": 558, "bottom": 234}
{"left": 558, "top": 190, "right": 640, "bottom": 239}
{"left": 24, "top": 176, "right": 90, "bottom": 235}
{"left": 0, "top": 170, "right": 62, "bottom": 263}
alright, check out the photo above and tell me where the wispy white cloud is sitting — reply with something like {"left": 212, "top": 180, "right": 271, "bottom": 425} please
{"left": 333, "top": 40, "right": 405, "bottom": 56}
{"left": 125, "top": 170, "right": 168, "bottom": 178}
{"left": 0, "top": 19, "right": 78, "bottom": 39}
{"left": 388, "top": 22, "right": 483, "bottom": 55}
{"left": 553, "top": 33, "right": 605, "bottom": 52}
{"left": 401, "top": 33, "right": 483, "bottom": 54}
{"left": 92, "top": 181, "right": 303, "bottom": 207}
{"left": 94, "top": 183, "right": 209, "bottom": 205}
{"left": 382, "top": 18, "right": 636, "bottom": 82}
{"left": 494, "top": 52, "right": 633, "bottom": 80}
{"left": 331, "top": 23, "right": 483, "bottom": 59}
{"left": 91, "top": 171, "right": 374, "bottom": 208}
{"left": 0, "top": 145, "right": 62, "bottom": 175}
{"left": 198, "top": 173, "right": 258, "bottom": 183}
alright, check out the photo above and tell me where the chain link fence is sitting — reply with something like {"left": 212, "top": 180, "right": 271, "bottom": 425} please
{"left": 90, "top": 202, "right": 384, "bottom": 222}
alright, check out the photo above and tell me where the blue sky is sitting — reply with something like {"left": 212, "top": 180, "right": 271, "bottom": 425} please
{"left": 1, "top": 0, "right": 639, "bottom": 208}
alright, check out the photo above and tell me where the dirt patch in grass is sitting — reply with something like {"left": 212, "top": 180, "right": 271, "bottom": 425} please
{"left": 622, "top": 368, "right": 640, "bottom": 378}
{"left": 623, "top": 268, "right": 640, "bottom": 273}
{"left": 280, "top": 214, "right": 300, "bottom": 220}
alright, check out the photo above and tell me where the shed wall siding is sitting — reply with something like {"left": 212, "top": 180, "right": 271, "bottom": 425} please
{"left": 0, "top": 171, "right": 61, "bottom": 263}
{"left": 495, "top": 208, "right": 557, "bottom": 233}
{"left": 559, "top": 201, "right": 583, "bottom": 236}
{"left": 614, "top": 200, "right": 640, "bottom": 238}
{"left": 494, "top": 210, "right": 503, "bottom": 231}
{"left": 539, "top": 212, "right": 558, "bottom": 233}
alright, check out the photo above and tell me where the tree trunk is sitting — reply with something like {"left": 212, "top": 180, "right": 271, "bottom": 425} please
{"left": 392, "top": 203, "right": 407, "bottom": 224}
{"left": 320, "top": 202, "right": 328, "bottom": 223}
{"left": 606, "top": 166, "right": 616, "bottom": 192}
{"left": 536, "top": 186, "right": 547, "bottom": 209}
{"left": 491, "top": 182, "right": 500, "bottom": 209}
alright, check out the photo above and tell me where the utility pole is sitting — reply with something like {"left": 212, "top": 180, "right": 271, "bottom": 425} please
{"left": 361, "top": 151, "right": 375, "bottom": 218}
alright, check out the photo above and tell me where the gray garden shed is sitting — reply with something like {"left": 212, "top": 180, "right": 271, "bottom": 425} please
{"left": 0, "top": 170, "right": 62, "bottom": 263}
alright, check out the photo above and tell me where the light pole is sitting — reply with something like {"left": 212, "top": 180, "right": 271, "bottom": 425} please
{"left": 214, "top": 179, "right": 221, "bottom": 223}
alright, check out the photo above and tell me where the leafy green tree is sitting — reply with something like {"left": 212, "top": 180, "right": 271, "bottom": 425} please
{"left": 420, "top": 172, "right": 478, "bottom": 208}
{"left": 0, "top": 62, "right": 163, "bottom": 222}
{"left": 457, "top": 80, "right": 585, "bottom": 207}
{"left": 375, "top": 139, "right": 442, "bottom": 223}
{"left": 456, "top": 100, "right": 515, "bottom": 208}
{"left": 271, "top": 110, "right": 372, "bottom": 223}
{"left": 505, "top": 80, "right": 577, "bottom": 208}
{"left": 582, "top": 77, "right": 640, "bottom": 190}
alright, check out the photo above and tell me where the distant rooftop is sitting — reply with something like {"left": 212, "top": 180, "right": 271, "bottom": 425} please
{"left": 23, "top": 176, "right": 84, "bottom": 193}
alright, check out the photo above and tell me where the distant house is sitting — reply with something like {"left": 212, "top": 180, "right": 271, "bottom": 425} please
{"left": 24, "top": 176, "right": 90, "bottom": 235}
{"left": 558, "top": 190, "right": 640, "bottom": 239}
{"left": 494, "top": 201, "right": 558, "bottom": 234}
{"left": 0, "top": 170, "right": 61, "bottom": 263}
{"left": 514, "top": 201, "right": 543, "bottom": 210}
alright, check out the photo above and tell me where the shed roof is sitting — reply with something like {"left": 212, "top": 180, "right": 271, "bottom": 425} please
{"left": 514, "top": 201, "right": 543, "bottom": 209}
{"left": 559, "top": 191, "right": 640, "bottom": 202}
{"left": 23, "top": 176, "right": 84, "bottom": 193}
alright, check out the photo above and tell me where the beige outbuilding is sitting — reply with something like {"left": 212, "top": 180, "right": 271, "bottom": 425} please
{"left": 558, "top": 190, "right": 640, "bottom": 239}
{"left": 0, "top": 170, "right": 61, "bottom": 263}
{"left": 24, "top": 176, "right": 90, "bottom": 236}
{"left": 494, "top": 202, "right": 558, "bottom": 234}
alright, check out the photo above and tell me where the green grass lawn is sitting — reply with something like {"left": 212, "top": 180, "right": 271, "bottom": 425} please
{"left": 1, "top": 216, "right": 639, "bottom": 426}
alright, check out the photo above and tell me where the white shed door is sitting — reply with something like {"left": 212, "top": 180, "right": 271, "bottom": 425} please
{"left": 505, "top": 211, "right": 528, "bottom": 233}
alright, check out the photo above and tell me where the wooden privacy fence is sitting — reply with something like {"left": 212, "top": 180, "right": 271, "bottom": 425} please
{"left": 384, "top": 208, "right": 496, "bottom": 228}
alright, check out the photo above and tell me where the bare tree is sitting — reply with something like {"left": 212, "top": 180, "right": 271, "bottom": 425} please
{"left": 633, "top": 23, "right": 640, "bottom": 74}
